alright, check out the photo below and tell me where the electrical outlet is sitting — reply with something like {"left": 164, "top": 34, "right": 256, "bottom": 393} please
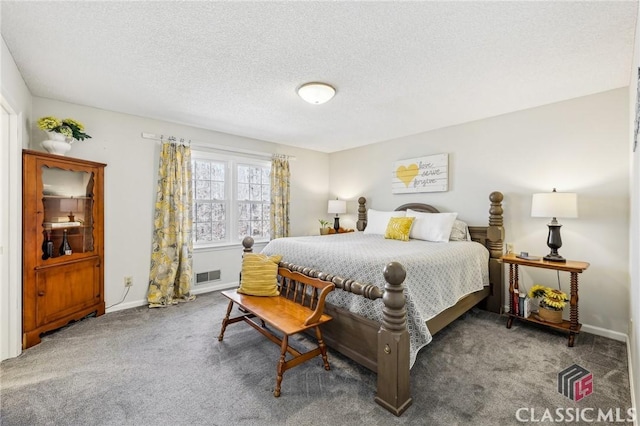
{"left": 124, "top": 276, "right": 133, "bottom": 287}
{"left": 506, "top": 243, "right": 514, "bottom": 254}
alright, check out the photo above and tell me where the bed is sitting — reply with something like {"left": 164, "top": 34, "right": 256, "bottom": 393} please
{"left": 240, "top": 191, "right": 504, "bottom": 416}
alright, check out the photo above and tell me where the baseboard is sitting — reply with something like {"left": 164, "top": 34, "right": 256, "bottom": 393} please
{"left": 581, "top": 323, "right": 627, "bottom": 342}
{"left": 105, "top": 299, "right": 147, "bottom": 313}
{"left": 626, "top": 336, "right": 638, "bottom": 426}
{"left": 191, "top": 281, "right": 237, "bottom": 295}
{"left": 105, "top": 281, "right": 238, "bottom": 313}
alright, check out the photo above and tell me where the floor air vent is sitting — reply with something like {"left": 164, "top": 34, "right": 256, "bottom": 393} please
{"left": 195, "top": 270, "right": 221, "bottom": 284}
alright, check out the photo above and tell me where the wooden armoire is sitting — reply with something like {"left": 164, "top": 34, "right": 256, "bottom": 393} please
{"left": 22, "top": 150, "right": 106, "bottom": 348}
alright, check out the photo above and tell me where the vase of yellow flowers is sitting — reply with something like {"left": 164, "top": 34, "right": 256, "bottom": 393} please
{"left": 38, "top": 116, "right": 91, "bottom": 156}
{"left": 528, "top": 284, "right": 568, "bottom": 324}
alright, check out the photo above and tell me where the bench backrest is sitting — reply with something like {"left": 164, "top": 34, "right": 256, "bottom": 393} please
{"left": 277, "top": 267, "right": 335, "bottom": 326}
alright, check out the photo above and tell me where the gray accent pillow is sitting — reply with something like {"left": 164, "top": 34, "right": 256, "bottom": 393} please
{"left": 450, "top": 219, "right": 470, "bottom": 241}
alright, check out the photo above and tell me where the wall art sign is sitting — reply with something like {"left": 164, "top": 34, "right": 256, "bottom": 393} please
{"left": 392, "top": 153, "right": 448, "bottom": 194}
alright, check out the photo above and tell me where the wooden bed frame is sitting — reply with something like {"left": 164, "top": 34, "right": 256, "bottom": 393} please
{"left": 241, "top": 191, "right": 504, "bottom": 416}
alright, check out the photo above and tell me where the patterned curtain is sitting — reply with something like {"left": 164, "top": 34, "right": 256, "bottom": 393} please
{"left": 147, "top": 141, "right": 195, "bottom": 307}
{"left": 270, "top": 155, "right": 290, "bottom": 239}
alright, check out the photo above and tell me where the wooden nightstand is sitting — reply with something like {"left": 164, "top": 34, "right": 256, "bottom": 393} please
{"left": 501, "top": 253, "right": 590, "bottom": 347}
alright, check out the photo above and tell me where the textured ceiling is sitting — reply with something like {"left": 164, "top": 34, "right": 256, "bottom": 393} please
{"left": 1, "top": 1, "right": 637, "bottom": 153}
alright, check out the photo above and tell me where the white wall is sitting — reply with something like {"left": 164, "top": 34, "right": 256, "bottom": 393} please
{"left": 0, "top": 36, "right": 31, "bottom": 360}
{"left": 31, "top": 97, "right": 330, "bottom": 311}
{"left": 1, "top": 37, "right": 31, "bottom": 148}
{"left": 330, "top": 88, "right": 630, "bottom": 338}
{"left": 627, "top": 9, "right": 640, "bottom": 416}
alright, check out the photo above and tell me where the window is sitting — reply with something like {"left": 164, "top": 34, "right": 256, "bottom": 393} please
{"left": 236, "top": 163, "right": 271, "bottom": 241}
{"left": 192, "top": 151, "right": 271, "bottom": 247}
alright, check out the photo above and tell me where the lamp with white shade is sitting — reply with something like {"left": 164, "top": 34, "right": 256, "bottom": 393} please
{"left": 327, "top": 199, "right": 347, "bottom": 231}
{"left": 531, "top": 188, "right": 578, "bottom": 262}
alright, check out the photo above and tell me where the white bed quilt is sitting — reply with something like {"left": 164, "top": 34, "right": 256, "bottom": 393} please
{"left": 261, "top": 232, "right": 489, "bottom": 367}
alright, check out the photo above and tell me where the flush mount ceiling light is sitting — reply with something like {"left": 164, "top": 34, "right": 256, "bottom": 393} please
{"left": 297, "top": 82, "right": 336, "bottom": 105}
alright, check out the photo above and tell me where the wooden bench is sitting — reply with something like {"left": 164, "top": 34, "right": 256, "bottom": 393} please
{"left": 218, "top": 266, "right": 335, "bottom": 397}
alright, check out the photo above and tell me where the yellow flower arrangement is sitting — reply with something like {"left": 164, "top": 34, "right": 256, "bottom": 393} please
{"left": 37, "top": 116, "right": 92, "bottom": 141}
{"left": 528, "top": 284, "right": 568, "bottom": 311}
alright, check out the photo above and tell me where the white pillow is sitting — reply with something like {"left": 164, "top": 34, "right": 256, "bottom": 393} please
{"left": 364, "top": 209, "right": 406, "bottom": 235}
{"left": 405, "top": 209, "right": 458, "bottom": 242}
{"left": 450, "top": 219, "right": 471, "bottom": 241}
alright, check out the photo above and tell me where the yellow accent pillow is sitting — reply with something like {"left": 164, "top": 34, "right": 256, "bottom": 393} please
{"left": 384, "top": 217, "right": 415, "bottom": 242}
{"left": 238, "top": 253, "right": 283, "bottom": 296}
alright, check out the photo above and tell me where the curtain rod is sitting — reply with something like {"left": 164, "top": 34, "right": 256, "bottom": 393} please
{"left": 141, "top": 132, "right": 295, "bottom": 160}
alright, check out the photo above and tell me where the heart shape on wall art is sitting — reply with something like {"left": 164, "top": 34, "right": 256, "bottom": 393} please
{"left": 396, "top": 164, "right": 419, "bottom": 187}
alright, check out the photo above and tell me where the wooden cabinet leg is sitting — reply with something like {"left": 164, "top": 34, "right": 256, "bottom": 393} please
{"left": 568, "top": 272, "right": 579, "bottom": 347}
{"left": 506, "top": 263, "right": 517, "bottom": 329}
{"left": 507, "top": 316, "right": 514, "bottom": 329}
{"left": 508, "top": 264, "right": 515, "bottom": 315}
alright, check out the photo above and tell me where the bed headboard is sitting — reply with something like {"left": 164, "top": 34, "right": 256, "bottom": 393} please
{"left": 394, "top": 203, "right": 439, "bottom": 214}
{"left": 355, "top": 193, "right": 504, "bottom": 258}
{"left": 354, "top": 199, "right": 440, "bottom": 230}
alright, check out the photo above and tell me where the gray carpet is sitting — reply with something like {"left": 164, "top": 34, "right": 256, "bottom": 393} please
{"left": 0, "top": 291, "right": 631, "bottom": 425}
